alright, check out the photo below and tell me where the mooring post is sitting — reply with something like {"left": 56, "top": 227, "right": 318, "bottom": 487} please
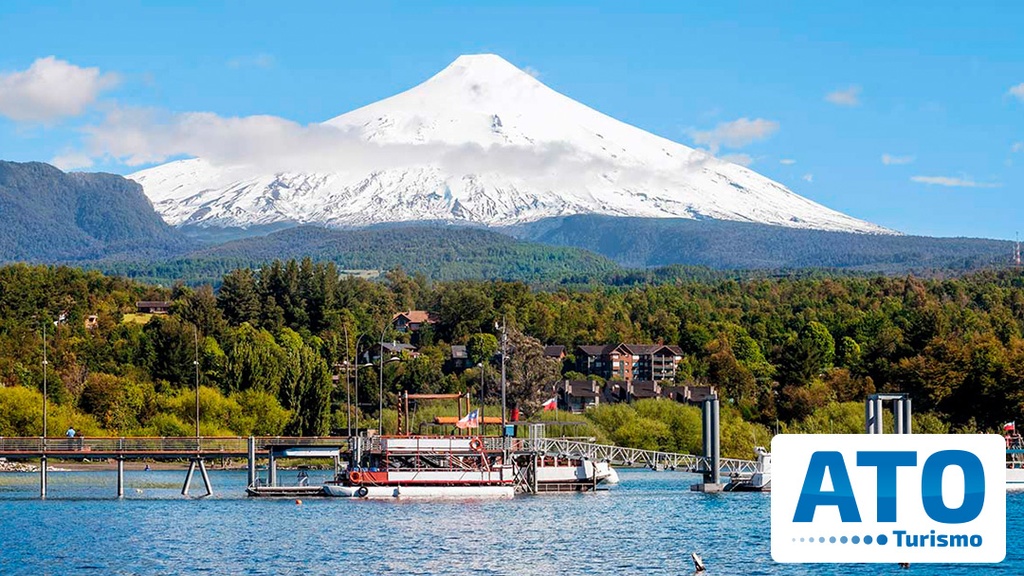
{"left": 903, "top": 397, "right": 912, "bottom": 434}
{"left": 198, "top": 459, "right": 213, "bottom": 497}
{"left": 268, "top": 451, "right": 277, "bottom": 487}
{"left": 40, "top": 455, "right": 47, "bottom": 499}
{"left": 701, "top": 398, "right": 712, "bottom": 478}
{"left": 531, "top": 453, "right": 539, "bottom": 494}
{"left": 865, "top": 396, "right": 876, "bottom": 434}
{"left": 874, "top": 396, "right": 884, "bottom": 434}
{"left": 710, "top": 397, "right": 721, "bottom": 485}
{"left": 181, "top": 458, "right": 197, "bottom": 496}
{"left": 246, "top": 436, "right": 256, "bottom": 487}
{"left": 894, "top": 399, "right": 905, "bottom": 437}
{"left": 116, "top": 457, "right": 125, "bottom": 498}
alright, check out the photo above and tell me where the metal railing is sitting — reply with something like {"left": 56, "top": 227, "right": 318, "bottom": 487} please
{"left": 523, "top": 437, "right": 760, "bottom": 475}
{"left": 0, "top": 436, "right": 351, "bottom": 456}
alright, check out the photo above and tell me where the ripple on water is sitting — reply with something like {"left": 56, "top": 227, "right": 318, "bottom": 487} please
{"left": 0, "top": 469, "right": 1019, "bottom": 575}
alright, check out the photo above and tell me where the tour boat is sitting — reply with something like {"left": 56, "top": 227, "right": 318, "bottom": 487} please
{"left": 1006, "top": 435, "right": 1024, "bottom": 491}
{"left": 533, "top": 455, "right": 617, "bottom": 492}
{"left": 324, "top": 436, "right": 515, "bottom": 499}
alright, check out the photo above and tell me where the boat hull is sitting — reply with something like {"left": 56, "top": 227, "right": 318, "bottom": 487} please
{"left": 323, "top": 484, "right": 514, "bottom": 499}
{"left": 1007, "top": 467, "right": 1024, "bottom": 491}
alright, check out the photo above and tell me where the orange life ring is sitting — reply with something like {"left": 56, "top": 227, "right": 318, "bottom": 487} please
{"left": 469, "top": 438, "right": 483, "bottom": 451}
{"left": 349, "top": 470, "right": 362, "bottom": 483}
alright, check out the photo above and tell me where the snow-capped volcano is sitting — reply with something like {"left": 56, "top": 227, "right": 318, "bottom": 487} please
{"left": 130, "top": 54, "right": 888, "bottom": 233}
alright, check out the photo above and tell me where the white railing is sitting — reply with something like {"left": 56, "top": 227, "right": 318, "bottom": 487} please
{"left": 523, "top": 437, "right": 759, "bottom": 474}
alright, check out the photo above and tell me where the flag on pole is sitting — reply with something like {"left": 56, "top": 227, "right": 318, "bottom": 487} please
{"left": 456, "top": 409, "right": 480, "bottom": 429}
{"left": 1005, "top": 421, "right": 1016, "bottom": 432}
{"left": 541, "top": 397, "right": 557, "bottom": 411}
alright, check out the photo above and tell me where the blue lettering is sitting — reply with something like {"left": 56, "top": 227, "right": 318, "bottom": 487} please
{"left": 857, "top": 451, "right": 916, "bottom": 522}
{"left": 793, "top": 451, "right": 861, "bottom": 522}
{"left": 921, "top": 450, "right": 985, "bottom": 524}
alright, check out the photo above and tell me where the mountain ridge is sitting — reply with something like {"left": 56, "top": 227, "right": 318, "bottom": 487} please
{"left": 0, "top": 161, "right": 192, "bottom": 262}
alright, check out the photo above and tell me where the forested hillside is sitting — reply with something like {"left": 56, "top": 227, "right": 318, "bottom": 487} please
{"left": 514, "top": 215, "right": 1011, "bottom": 270}
{"left": 97, "top": 225, "right": 621, "bottom": 285}
{"left": 0, "top": 161, "right": 191, "bottom": 261}
{"left": 2, "top": 263, "right": 1023, "bottom": 454}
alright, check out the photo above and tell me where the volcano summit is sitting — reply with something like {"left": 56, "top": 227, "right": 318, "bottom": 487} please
{"left": 130, "top": 54, "right": 888, "bottom": 234}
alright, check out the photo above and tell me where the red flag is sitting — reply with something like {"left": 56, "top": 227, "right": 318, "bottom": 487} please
{"left": 541, "top": 397, "right": 557, "bottom": 411}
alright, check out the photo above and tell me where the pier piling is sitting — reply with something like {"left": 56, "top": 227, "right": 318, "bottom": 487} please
{"left": 198, "top": 459, "right": 213, "bottom": 497}
{"left": 117, "top": 457, "right": 124, "bottom": 498}
{"left": 40, "top": 455, "right": 47, "bottom": 499}
{"left": 181, "top": 459, "right": 197, "bottom": 496}
{"left": 246, "top": 436, "right": 256, "bottom": 487}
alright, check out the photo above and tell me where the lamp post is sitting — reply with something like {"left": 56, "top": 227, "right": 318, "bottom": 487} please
{"left": 41, "top": 321, "right": 48, "bottom": 440}
{"left": 378, "top": 324, "right": 389, "bottom": 435}
{"left": 498, "top": 316, "right": 507, "bottom": 431}
{"left": 334, "top": 361, "right": 351, "bottom": 438}
{"left": 353, "top": 334, "right": 365, "bottom": 434}
{"left": 478, "top": 362, "right": 485, "bottom": 431}
{"left": 193, "top": 327, "right": 200, "bottom": 440}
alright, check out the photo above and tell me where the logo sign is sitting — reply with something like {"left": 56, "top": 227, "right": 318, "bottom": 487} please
{"left": 771, "top": 434, "right": 1005, "bottom": 563}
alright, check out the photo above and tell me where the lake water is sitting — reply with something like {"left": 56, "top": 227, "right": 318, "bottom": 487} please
{"left": 0, "top": 468, "right": 1020, "bottom": 575}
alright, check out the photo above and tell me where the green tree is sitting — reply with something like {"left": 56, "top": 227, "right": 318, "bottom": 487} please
{"left": 466, "top": 332, "right": 499, "bottom": 366}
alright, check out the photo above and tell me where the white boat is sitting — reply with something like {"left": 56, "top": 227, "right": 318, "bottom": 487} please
{"left": 1007, "top": 435, "right": 1024, "bottom": 491}
{"left": 324, "top": 435, "right": 516, "bottom": 499}
{"left": 533, "top": 456, "right": 616, "bottom": 491}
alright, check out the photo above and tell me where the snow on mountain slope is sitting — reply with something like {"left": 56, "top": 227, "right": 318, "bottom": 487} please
{"left": 129, "top": 54, "right": 890, "bottom": 234}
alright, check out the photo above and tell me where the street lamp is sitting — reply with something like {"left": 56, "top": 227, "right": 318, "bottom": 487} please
{"left": 193, "top": 327, "right": 200, "bottom": 440}
{"left": 41, "top": 321, "right": 49, "bottom": 440}
{"left": 334, "top": 361, "right": 352, "bottom": 437}
{"left": 478, "top": 362, "right": 484, "bottom": 429}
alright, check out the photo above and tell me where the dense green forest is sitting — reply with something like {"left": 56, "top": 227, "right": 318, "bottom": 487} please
{"left": 515, "top": 214, "right": 1011, "bottom": 270}
{"left": 0, "top": 161, "right": 191, "bottom": 261}
{"left": 1, "top": 262, "right": 1022, "bottom": 457}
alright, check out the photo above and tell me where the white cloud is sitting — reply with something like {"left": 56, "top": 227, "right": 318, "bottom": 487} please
{"left": 0, "top": 56, "right": 118, "bottom": 122}
{"left": 227, "top": 54, "right": 275, "bottom": 69}
{"left": 1009, "top": 83, "right": 1024, "bottom": 102}
{"left": 74, "top": 106, "right": 721, "bottom": 191}
{"left": 802, "top": 173, "right": 813, "bottom": 183}
{"left": 50, "top": 152, "right": 94, "bottom": 171}
{"left": 779, "top": 158, "right": 796, "bottom": 165}
{"left": 825, "top": 85, "right": 861, "bottom": 107}
{"left": 720, "top": 153, "right": 753, "bottom": 167}
{"left": 522, "top": 66, "right": 541, "bottom": 79}
{"left": 690, "top": 117, "right": 779, "bottom": 153}
{"left": 881, "top": 154, "right": 914, "bottom": 165}
{"left": 910, "top": 175, "right": 1001, "bottom": 188}
{"left": 1012, "top": 142, "right": 1024, "bottom": 153}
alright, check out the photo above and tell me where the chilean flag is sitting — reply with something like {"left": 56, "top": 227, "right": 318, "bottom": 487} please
{"left": 541, "top": 397, "right": 557, "bottom": 411}
{"left": 1005, "top": 421, "right": 1016, "bottom": 432}
{"left": 456, "top": 409, "right": 480, "bottom": 429}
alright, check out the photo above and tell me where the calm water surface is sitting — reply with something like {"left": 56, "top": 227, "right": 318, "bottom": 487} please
{"left": 0, "top": 468, "right": 1020, "bottom": 575}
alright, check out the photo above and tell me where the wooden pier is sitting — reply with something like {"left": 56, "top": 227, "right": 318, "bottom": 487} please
{"left": 0, "top": 436, "right": 348, "bottom": 499}
{"left": 0, "top": 432, "right": 758, "bottom": 498}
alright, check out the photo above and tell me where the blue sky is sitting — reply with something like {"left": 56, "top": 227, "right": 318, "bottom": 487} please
{"left": 1, "top": 1, "right": 1022, "bottom": 239}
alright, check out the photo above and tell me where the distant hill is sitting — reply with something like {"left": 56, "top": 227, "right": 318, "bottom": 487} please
{"left": 99, "top": 225, "right": 621, "bottom": 285}
{"left": 512, "top": 215, "right": 1011, "bottom": 271}
{"left": 0, "top": 161, "right": 192, "bottom": 262}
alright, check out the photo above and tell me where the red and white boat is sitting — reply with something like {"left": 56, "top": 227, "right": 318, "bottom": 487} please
{"left": 324, "top": 436, "right": 515, "bottom": 499}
